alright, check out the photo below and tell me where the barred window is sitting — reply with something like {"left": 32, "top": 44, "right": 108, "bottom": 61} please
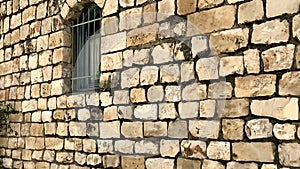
{"left": 71, "top": 3, "right": 101, "bottom": 92}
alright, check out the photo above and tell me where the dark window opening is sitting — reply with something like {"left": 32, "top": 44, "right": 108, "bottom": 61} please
{"left": 71, "top": 3, "right": 101, "bottom": 92}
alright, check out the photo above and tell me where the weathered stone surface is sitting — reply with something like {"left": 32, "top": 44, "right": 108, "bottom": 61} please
{"left": 152, "top": 43, "right": 173, "bottom": 64}
{"left": 196, "top": 57, "right": 219, "bottom": 80}
{"left": 101, "top": 52, "right": 122, "bottom": 71}
{"left": 103, "top": 106, "right": 118, "bottom": 121}
{"left": 112, "top": 91, "right": 127, "bottom": 105}
{"left": 49, "top": 31, "right": 71, "bottom": 49}
{"left": 191, "top": 36, "right": 209, "bottom": 58}
{"left": 135, "top": 140, "right": 159, "bottom": 155}
{"left": 119, "top": 8, "right": 142, "bottom": 30}
{"left": 97, "top": 140, "right": 113, "bottom": 153}
{"left": 279, "top": 71, "right": 300, "bottom": 96}
{"left": 220, "top": 56, "right": 244, "bottom": 76}
{"left": 165, "top": 86, "right": 181, "bottom": 102}
{"left": 252, "top": 20, "right": 289, "bottom": 44}
{"left": 198, "top": 0, "right": 223, "bottom": 9}
{"left": 140, "top": 66, "right": 159, "bottom": 85}
{"left": 45, "top": 138, "right": 63, "bottom": 150}
{"left": 147, "top": 86, "right": 164, "bottom": 102}
{"left": 238, "top": 0, "right": 264, "bottom": 23}
{"left": 222, "top": 119, "right": 244, "bottom": 140}
{"left": 75, "top": 152, "right": 86, "bottom": 165}
{"left": 208, "top": 82, "right": 232, "bottom": 99}
{"left": 121, "top": 68, "right": 139, "bottom": 89}
{"left": 202, "top": 160, "right": 224, "bottom": 169}
{"left": 227, "top": 162, "right": 258, "bottom": 169}
{"left": 115, "top": 140, "right": 134, "bottom": 154}
{"left": 100, "top": 121, "right": 120, "bottom": 138}
{"left": 102, "top": 0, "right": 118, "bottom": 16}
{"left": 56, "top": 152, "right": 73, "bottom": 163}
{"left": 189, "top": 120, "right": 220, "bottom": 138}
{"left": 181, "top": 140, "right": 206, "bottom": 159}
{"left": 160, "top": 139, "right": 179, "bottom": 157}
{"left": 134, "top": 104, "right": 157, "bottom": 120}
{"left": 121, "top": 156, "right": 145, "bottom": 169}
{"left": 187, "top": 5, "right": 235, "bottom": 34}
{"left": 69, "top": 122, "right": 86, "bottom": 136}
{"left": 279, "top": 143, "right": 300, "bottom": 167}
{"left": 127, "top": 24, "right": 159, "bottom": 47}
{"left": 77, "top": 108, "right": 90, "bottom": 121}
{"left": 101, "top": 16, "right": 119, "bottom": 36}
{"left": 261, "top": 164, "right": 277, "bottom": 169}
{"left": 235, "top": 74, "right": 276, "bottom": 97}
{"left": 200, "top": 100, "right": 216, "bottom": 118}
{"left": 217, "top": 99, "right": 249, "bottom": 117}
{"left": 22, "top": 6, "right": 36, "bottom": 24}
{"left": 232, "top": 142, "right": 275, "bottom": 162}
{"left": 87, "top": 154, "right": 102, "bottom": 165}
{"left": 121, "top": 122, "right": 143, "bottom": 138}
{"left": 160, "top": 64, "right": 180, "bottom": 83}
{"left": 130, "top": 88, "right": 146, "bottom": 103}
{"left": 168, "top": 120, "right": 188, "bottom": 138}
{"left": 177, "top": 158, "right": 201, "bottom": 169}
{"left": 157, "top": 0, "right": 175, "bottom": 21}
{"left": 146, "top": 158, "right": 174, "bottom": 169}
{"left": 182, "top": 83, "right": 206, "bottom": 101}
{"left": 210, "top": 28, "right": 249, "bottom": 53}
{"left": 120, "top": 0, "right": 134, "bottom": 7}
{"left": 103, "top": 155, "right": 120, "bottom": 168}
{"left": 177, "top": 0, "right": 196, "bottom": 15}
{"left": 178, "top": 102, "right": 199, "bottom": 119}
{"left": 243, "top": 49, "right": 260, "bottom": 74}
{"left": 273, "top": 123, "right": 296, "bottom": 140}
{"left": 251, "top": 98, "right": 299, "bottom": 121}
{"left": 144, "top": 122, "right": 167, "bottom": 137}
{"left": 227, "top": 0, "right": 246, "bottom": 3}
{"left": 181, "top": 62, "right": 195, "bottom": 82}
{"left": 207, "top": 141, "right": 230, "bottom": 160}
{"left": 159, "top": 103, "right": 178, "bottom": 120}
{"left": 101, "top": 32, "right": 126, "bottom": 53}
{"left": 83, "top": 139, "right": 96, "bottom": 153}
{"left": 245, "top": 119, "right": 273, "bottom": 139}
{"left": 293, "top": 14, "right": 300, "bottom": 40}
{"left": 266, "top": 0, "right": 300, "bottom": 18}
{"left": 30, "top": 123, "right": 43, "bottom": 136}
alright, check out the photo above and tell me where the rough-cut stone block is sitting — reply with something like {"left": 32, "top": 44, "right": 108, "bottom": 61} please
{"left": 235, "top": 74, "right": 276, "bottom": 97}
{"left": 159, "top": 103, "right": 178, "bottom": 120}
{"left": 177, "top": 0, "right": 197, "bottom": 15}
{"left": 101, "top": 32, "right": 126, "bottom": 53}
{"left": 103, "top": 106, "right": 118, "bottom": 121}
{"left": 293, "top": 14, "right": 300, "bottom": 40}
{"left": 187, "top": 5, "right": 235, "bottom": 34}
{"left": 182, "top": 83, "right": 206, "bottom": 101}
{"left": 121, "top": 68, "right": 140, "bottom": 89}
{"left": 130, "top": 88, "right": 146, "bottom": 103}
{"left": 252, "top": 20, "right": 289, "bottom": 44}
{"left": 208, "top": 82, "right": 232, "bottom": 99}
{"left": 113, "top": 90, "right": 128, "bottom": 105}
{"left": 245, "top": 119, "right": 273, "bottom": 139}
{"left": 243, "top": 49, "right": 260, "bottom": 74}
{"left": 266, "top": 0, "right": 300, "bottom": 18}
{"left": 181, "top": 62, "right": 195, "bottom": 82}
{"left": 273, "top": 123, "right": 296, "bottom": 140}
{"left": 69, "top": 122, "right": 86, "bottom": 136}
{"left": 196, "top": 57, "right": 219, "bottom": 80}
{"left": 140, "top": 66, "right": 159, "bottom": 85}
{"left": 227, "top": 162, "right": 258, "bottom": 169}
{"left": 147, "top": 86, "right": 164, "bottom": 102}
{"left": 121, "top": 156, "right": 145, "bottom": 169}
{"left": 134, "top": 104, "right": 157, "bottom": 120}
{"left": 251, "top": 98, "right": 299, "bottom": 121}
{"left": 127, "top": 24, "right": 159, "bottom": 47}
{"left": 165, "top": 86, "right": 181, "bottom": 102}
{"left": 200, "top": 100, "right": 216, "bottom": 118}
{"left": 146, "top": 158, "right": 174, "bottom": 169}
{"left": 160, "top": 64, "right": 180, "bottom": 83}
{"left": 210, "top": 28, "right": 249, "bottom": 53}
{"left": 115, "top": 140, "right": 134, "bottom": 154}
{"left": 238, "top": 0, "right": 264, "bottom": 23}
{"left": 144, "top": 122, "right": 167, "bottom": 137}
{"left": 103, "top": 155, "right": 120, "bottom": 168}
{"left": 217, "top": 99, "right": 249, "bottom": 117}
{"left": 121, "top": 122, "right": 143, "bottom": 138}
{"left": 181, "top": 140, "right": 206, "bottom": 159}
{"left": 178, "top": 102, "right": 199, "bottom": 119}
{"left": 119, "top": 8, "right": 142, "bottom": 30}
{"left": 207, "top": 141, "right": 230, "bottom": 160}
{"left": 222, "top": 119, "right": 244, "bottom": 140}
{"left": 168, "top": 120, "right": 188, "bottom": 138}
{"left": 152, "top": 43, "right": 174, "bottom": 64}
{"left": 198, "top": 0, "right": 224, "bottom": 9}
{"left": 279, "top": 71, "right": 300, "bottom": 96}
{"left": 135, "top": 140, "right": 159, "bottom": 155}
{"left": 189, "top": 120, "right": 220, "bottom": 138}
{"left": 101, "top": 52, "right": 122, "bottom": 71}
{"left": 232, "top": 142, "right": 275, "bottom": 162}
{"left": 279, "top": 143, "right": 300, "bottom": 167}
{"left": 102, "top": 0, "right": 118, "bottom": 16}
{"left": 49, "top": 31, "right": 71, "bottom": 49}
{"left": 100, "top": 121, "right": 120, "bottom": 138}
{"left": 220, "top": 56, "right": 244, "bottom": 76}
{"left": 177, "top": 158, "right": 201, "bottom": 169}
{"left": 157, "top": 0, "right": 175, "bottom": 21}
{"left": 160, "top": 139, "right": 179, "bottom": 157}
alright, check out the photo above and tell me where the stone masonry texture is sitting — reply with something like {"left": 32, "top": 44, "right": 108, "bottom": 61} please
{"left": 0, "top": 0, "right": 300, "bottom": 168}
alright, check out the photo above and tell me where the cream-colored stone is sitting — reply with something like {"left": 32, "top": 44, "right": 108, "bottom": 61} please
{"left": 210, "top": 28, "right": 249, "bottom": 53}
{"left": 119, "top": 8, "right": 142, "bottom": 30}
{"left": 232, "top": 142, "right": 275, "bottom": 162}
{"left": 130, "top": 88, "right": 146, "bottom": 103}
{"left": 279, "top": 71, "right": 300, "bottom": 96}
{"left": 115, "top": 140, "right": 134, "bottom": 154}
{"left": 189, "top": 120, "right": 220, "bottom": 138}
{"left": 252, "top": 20, "right": 289, "bottom": 44}
{"left": 222, "top": 119, "right": 244, "bottom": 140}
{"left": 134, "top": 104, "right": 157, "bottom": 120}
{"left": 198, "top": 0, "right": 224, "bottom": 9}
{"left": 144, "top": 122, "right": 167, "bottom": 137}
{"left": 147, "top": 86, "right": 164, "bottom": 102}
{"left": 182, "top": 83, "right": 206, "bottom": 101}
{"left": 181, "top": 62, "right": 195, "bottom": 82}
{"left": 202, "top": 160, "right": 224, "bottom": 169}
{"left": 177, "top": 0, "right": 197, "bottom": 15}
{"left": 220, "top": 56, "right": 244, "bottom": 76}
{"left": 100, "top": 121, "right": 120, "bottom": 138}
{"left": 196, "top": 57, "right": 219, "bottom": 80}
{"left": 227, "top": 162, "right": 258, "bottom": 169}
{"left": 101, "top": 52, "right": 122, "bottom": 71}
{"left": 152, "top": 43, "right": 174, "bottom": 64}
{"left": 146, "top": 158, "right": 174, "bottom": 169}
{"left": 177, "top": 158, "right": 201, "bottom": 169}
{"left": 235, "top": 74, "right": 276, "bottom": 97}
{"left": 207, "top": 141, "right": 230, "bottom": 160}
{"left": 159, "top": 103, "right": 178, "bottom": 120}
{"left": 160, "top": 140, "right": 179, "bottom": 157}
{"left": 102, "top": 0, "right": 118, "bottom": 16}
{"left": 208, "top": 82, "right": 232, "bottom": 99}
{"left": 251, "top": 98, "right": 299, "bottom": 121}
{"left": 181, "top": 140, "right": 206, "bottom": 159}
{"left": 266, "top": 0, "right": 300, "bottom": 18}
{"left": 187, "top": 5, "right": 235, "bottom": 34}
{"left": 273, "top": 123, "right": 296, "bottom": 140}
{"left": 160, "top": 64, "right": 180, "bottom": 83}
{"left": 121, "top": 122, "right": 143, "bottom": 138}
{"left": 243, "top": 49, "right": 260, "bottom": 74}
{"left": 140, "top": 66, "right": 159, "bottom": 85}
{"left": 113, "top": 90, "right": 128, "bottom": 105}
{"left": 127, "top": 23, "right": 159, "bottom": 47}
{"left": 178, "top": 102, "right": 199, "bottom": 119}
{"left": 293, "top": 14, "right": 300, "bottom": 40}
{"left": 279, "top": 143, "right": 300, "bottom": 167}
{"left": 135, "top": 140, "right": 159, "bottom": 155}
{"left": 200, "top": 100, "right": 216, "bottom": 118}
{"left": 238, "top": 0, "right": 264, "bottom": 23}
{"left": 158, "top": 0, "right": 175, "bottom": 21}
{"left": 245, "top": 119, "right": 273, "bottom": 139}
{"left": 121, "top": 68, "right": 139, "bottom": 89}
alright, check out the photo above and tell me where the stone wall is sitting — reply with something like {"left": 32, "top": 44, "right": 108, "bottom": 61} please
{"left": 0, "top": 0, "right": 300, "bottom": 168}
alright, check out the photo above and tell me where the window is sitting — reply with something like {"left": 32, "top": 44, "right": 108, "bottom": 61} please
{"left": 71, "top": 3, "right": 101, "bottom": 92}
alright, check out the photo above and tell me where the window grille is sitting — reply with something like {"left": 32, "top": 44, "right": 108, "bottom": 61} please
{"left": 71, "top": 3, "right": 101, "bottom": 92}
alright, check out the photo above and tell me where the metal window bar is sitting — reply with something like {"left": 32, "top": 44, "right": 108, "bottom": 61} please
{"left": 71, "top": 4, "right": 101, "bottom": 92}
